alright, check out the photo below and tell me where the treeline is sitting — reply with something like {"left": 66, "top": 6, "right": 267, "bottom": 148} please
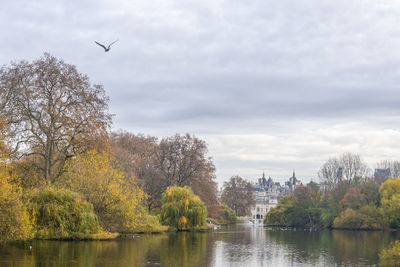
{"left": 265, "top": 153, "right": 400, "bottom": 230}
{"left": 0, "top": 54, "right": 232, "bottom": 241}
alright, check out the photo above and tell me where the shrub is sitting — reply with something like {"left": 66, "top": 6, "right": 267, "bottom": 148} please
{"left": 29, "top": 187, "right": 100, "bottom": 239}
{"left": 332, "top": 205, "right": 384, "bottom": 230}
{"left": 161, "top": 186, "right": 207, "bottom": 230}
{"left": 380, "top": 240, "right": 400, "bottom": 266}
{"left": 220, "top": 205, "right": 237, "bottom": 224}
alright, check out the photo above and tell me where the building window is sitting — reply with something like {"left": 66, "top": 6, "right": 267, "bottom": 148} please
{"left": 261, "top": 215, "right": 263, "bottom": 219}
{"left": 257, "top": 207, "right": 259, "bottom": 212}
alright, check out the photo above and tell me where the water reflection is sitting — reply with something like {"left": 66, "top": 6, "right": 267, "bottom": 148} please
{"left": 0, "top": 226, "right": 398, "bottom": 267}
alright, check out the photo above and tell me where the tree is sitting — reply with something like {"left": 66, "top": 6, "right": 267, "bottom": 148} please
{"left": 221, "top": 176, "right": 255, "bottom": 216}
{"left": 111, "top": 131, "right": 163, "bottom": 213}
{"left": 332, "top": 205, "right": 384, "bottom": 230}
{"left": 155, "top": 134, "right": 216, "bottom": 187}
{"left": 59, "top": 150, "right": 147, "bottom": 231}
{"left": 376, "top": 160, "right": 400, "bottom": 181}
{"left": 0, "top": 151, "right": 34, "bottom": 241}
{"left": 379, "top": 178, "right": 400, "bottom": 228}
{"left": 0, "top": 53, "right": 112, "bottom": 183}
{"left": 339, "top": 187, "right": 367, "bottom": 210}
{"left": 318, "top": 153, "right": 369, "bottom": 188}
{"left": 380, "top": 240, "right": 400, "bottom": 266}
{"left": 161, "top": 186, "right": 207, "bottom": 230}
{"left": 292, "top": 185, "right": 323, "bottom": 227}
{"left": 29, "top": 187, "right": 100, "bottom": 239}
{"left": 218, "top": 204, "right": 237, "bottom": 224}
{"left": 111, "top": 132, "right": 218, "bottom": 215}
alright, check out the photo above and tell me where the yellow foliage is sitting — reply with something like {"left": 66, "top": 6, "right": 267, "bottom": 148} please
{"left": 380, "top": 178, "right": 400, "bottom": 228}
{"left": 0, "top": 154, "right": 34, "bottom": 241}
{"left": 161, "top": 186, "right": 207, "bottom": 230}
{"left": 178, "top": 216, "right": 188, "bottom": 229}
{"left": 59, "top": 150, "right": 147, "bottom": 232}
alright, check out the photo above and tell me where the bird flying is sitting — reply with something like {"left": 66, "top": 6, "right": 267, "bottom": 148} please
{"left": 94, "top": 40, "right": 118, "bottom": 52}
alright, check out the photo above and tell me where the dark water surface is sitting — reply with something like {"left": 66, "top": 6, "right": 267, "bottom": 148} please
{"left": 1, "top": 225, "right": 399, "bottom": 267}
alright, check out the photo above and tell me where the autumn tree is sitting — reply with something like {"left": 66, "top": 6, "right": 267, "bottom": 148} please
{"left": 379, "top": 178, "right": 400, "bottom": 228}
{"left": 221, "top": 176, "right": 255, "bottom": 216}
{"left": 111, "top": 132, "right": 218, "bottom": 215}
{"left": 59, "top": 150, "right": 146, "bottom": 232}
{"left": 155, "top": 134, "right": 218, "bottom": 215}
{"left": 111, "top": 131, "right": 163, "bottom": 213}
{"left": 0, "top": 53, "right": 112, "bottom": 184}
{"left": 318, "top": 153, "right": 369, "bottom": 188}
{"left": 0, "top": 150, "right": 34, "bottom": 241}
{"left": 339, "top": 187, "right": 367, "bottom": 210}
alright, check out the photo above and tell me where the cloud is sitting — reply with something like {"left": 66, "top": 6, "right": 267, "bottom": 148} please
{"left": 2, "top": 0, "right": 400, "bottom": 185}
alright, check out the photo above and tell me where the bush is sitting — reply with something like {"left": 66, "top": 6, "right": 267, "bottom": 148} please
{"left": 132, "top": 213, "right": 169, "bottom": 233}
{"left": 29, "top": 187, "right": 100, "bottom": 239}
{"left": 220, "top": 204, "right": 237, "bottom": 224}
{"left": 380, "top": 240, "right": 400, "bottom": 266}
{"left": 0, "top": 160, "right": 34, "bottom": 241}
{"left": 161, "top": 186, "right": 207, "bottom": 230}
{"left": 332, "top": 205, "right": 384, "bottom": 230}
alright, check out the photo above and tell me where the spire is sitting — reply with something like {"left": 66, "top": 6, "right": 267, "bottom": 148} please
{"left": 293, "top": 169, "right": 296, "bottom": 178}
{"left": 262, "top": 172, "right": 265, "bottom": 179}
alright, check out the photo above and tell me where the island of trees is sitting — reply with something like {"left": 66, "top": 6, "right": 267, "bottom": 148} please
{"left": 264, "top": 153, "right": 400, "bottom": 231}
{"left": 0, "top": 54, "right": 236, "bottom": 241}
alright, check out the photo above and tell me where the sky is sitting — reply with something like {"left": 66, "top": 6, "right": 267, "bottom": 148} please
{"left": 2, "top": 0, "right": 400, "bottom": 186}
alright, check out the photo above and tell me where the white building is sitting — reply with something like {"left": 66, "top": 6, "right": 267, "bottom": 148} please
{"left": 250, "top": 172, "right": 301, "bottom": 223}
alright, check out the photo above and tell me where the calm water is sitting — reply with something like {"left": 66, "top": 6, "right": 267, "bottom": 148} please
{"left": 1, "top": 225, "right": 399, "bottom": 267}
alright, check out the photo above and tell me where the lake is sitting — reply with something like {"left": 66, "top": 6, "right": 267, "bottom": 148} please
{"left": 1, "top": 225, "right": 398, "bottom": 266}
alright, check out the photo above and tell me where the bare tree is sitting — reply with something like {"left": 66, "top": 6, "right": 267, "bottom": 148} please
{"left": 318, "top": 152, "right": 370, "bottom": 188}
{"left": 111, "top": 131, "right": 164, "bottom": 213}
{"left": 154, "top": 134, "right": 215, "bottom": 187}
{"left": 376, "top": 160, "right": 400, "bottom": 178}
{"left": 0, "top": 53, "right": 112, "bottom": 183}
{"left": 221, "top": 176, "right": 255, "bottom": 216}
{"left": 111, "top": 132, "right": 218, "bottom": 214}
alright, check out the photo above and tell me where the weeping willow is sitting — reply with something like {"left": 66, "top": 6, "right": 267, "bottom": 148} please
{"left": 29, "top": 187, "right": 100, "bottom": 239}
{"left": 161, "top": 186, "right": 207, "bottom": 230}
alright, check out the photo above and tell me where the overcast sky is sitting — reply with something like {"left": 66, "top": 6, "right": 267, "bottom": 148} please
{"left": 2, "top": 0, "right": 400, "bottom": 185}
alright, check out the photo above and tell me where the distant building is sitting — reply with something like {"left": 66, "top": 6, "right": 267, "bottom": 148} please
{"left": 374, "top": 168, "right": 391, "bottom": 183}
{"left": 250, "top": 171, "right": 301, "bottom": 223}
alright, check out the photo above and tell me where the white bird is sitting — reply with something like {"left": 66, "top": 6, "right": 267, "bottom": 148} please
{"left": 94, "top": 40, "right": 118, "bottom": 52}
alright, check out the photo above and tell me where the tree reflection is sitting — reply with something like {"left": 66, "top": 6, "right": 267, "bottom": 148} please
{"left": 1, "top": 228, "right": 398, "bottom": 266}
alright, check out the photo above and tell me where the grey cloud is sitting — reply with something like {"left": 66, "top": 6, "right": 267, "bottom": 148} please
{"left": 3, "top": 0, "right": 400, "bottom": 184}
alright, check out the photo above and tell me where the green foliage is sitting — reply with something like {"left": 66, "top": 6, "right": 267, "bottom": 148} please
{"left": 29, "top": 187, "right": 100, "bottom": 239}
{"left": 265, "top": 187, "right": 324, "bottom": 227}
{"left": 380, "top": 240, "right": 400, "bottom": 266}
{"left": 161, "top": 186, "right": 207, "bottom": 230}
{"left": 132, "top": 213, "right": 169, "bottom": 233}
{"left": 264, "top": 195, "right": 294, "bottom": 226}
{"left": 219, "top": 204, "right": 237, "bottom": 224}
{"left": 333, "top": 205, "right": 384, "bottom": 230}
{"left": 380, "top": 178, "right": 400, "bottom": 228}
